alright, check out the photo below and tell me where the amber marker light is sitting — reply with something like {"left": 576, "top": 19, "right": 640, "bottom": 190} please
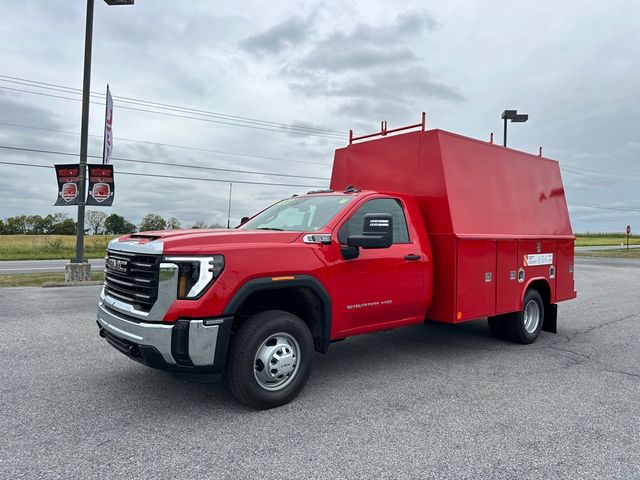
{"left": 178, "top": 275, "right": 188, "bottom": 298}
{"left": 272, "top": 276, "right": 296, "bottom": 281}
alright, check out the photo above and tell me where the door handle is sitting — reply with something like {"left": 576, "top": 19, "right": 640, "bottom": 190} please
{"left": 404, "top": 254, "right": 421, "bottom": 261}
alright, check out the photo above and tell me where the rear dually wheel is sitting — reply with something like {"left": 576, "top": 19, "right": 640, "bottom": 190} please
{"left": 505, "top": 289, "right": 544, "bottom": 344}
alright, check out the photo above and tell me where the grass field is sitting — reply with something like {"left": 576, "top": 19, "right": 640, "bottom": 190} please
{"left": 0, "top": 235, "right": 115, "bottom": 260}
{"left": 0, "top": 233, "right": 638, "bottom": 260}
{"left": 575, "top": 233, "right": 640, "bottom": 247}
{"left": 575, "top": 249, "right": 640, "bottom": 259}
{"left": 0, "top": 272, "right": 105, "bottom": 288}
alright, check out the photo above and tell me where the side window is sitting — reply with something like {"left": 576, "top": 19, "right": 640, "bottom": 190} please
{"left": 338, "top": 198, "right": 410, "bottom": 245}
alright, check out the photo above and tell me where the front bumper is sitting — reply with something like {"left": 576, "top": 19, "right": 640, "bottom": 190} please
{"left": 97, "top": 301, "right": 232, "bottom": 374}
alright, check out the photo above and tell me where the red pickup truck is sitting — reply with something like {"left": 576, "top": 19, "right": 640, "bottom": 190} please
{"left": 97, "top": 116, "right": 576, "bottom": 409}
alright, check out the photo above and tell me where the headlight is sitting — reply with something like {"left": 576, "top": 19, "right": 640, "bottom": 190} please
{"left": 164, "top": 255, "right": 224, "bottom": 299}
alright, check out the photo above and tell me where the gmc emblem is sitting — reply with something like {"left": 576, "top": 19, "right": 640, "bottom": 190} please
{"left": 106, "top": 258, "right": 128, "bottom": 273}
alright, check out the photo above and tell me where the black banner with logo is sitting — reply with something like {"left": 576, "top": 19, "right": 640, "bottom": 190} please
{"left": 85, "top": 164, "right": 115, "bottom": 206}
{"left": 54, "top": 163, "right": 82, "bottom": 206}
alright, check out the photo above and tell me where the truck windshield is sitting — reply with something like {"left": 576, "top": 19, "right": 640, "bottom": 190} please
{"left": 240, "top": 195, "right": 353, "bottom": 232}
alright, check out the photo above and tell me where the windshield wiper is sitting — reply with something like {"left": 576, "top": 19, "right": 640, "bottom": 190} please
{"left": 256, "top": 227, "right": 284, "bottom": 231}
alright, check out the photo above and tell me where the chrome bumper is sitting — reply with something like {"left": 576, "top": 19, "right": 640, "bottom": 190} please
{"left": 100, "top": 238, "right": 231, "bottom": 372}
{"left": 97, "top": 302, "right": 226, "bottom": 367}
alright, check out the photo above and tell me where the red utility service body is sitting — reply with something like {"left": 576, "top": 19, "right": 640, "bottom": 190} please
{"left": 330, "top": 128, "right": 576, "bottom": 326}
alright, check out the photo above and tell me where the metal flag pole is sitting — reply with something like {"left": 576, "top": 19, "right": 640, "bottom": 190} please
{"left": 227, "top": 183, "right": 233, "bottom": 229}
{"left": 102, "top": 84, "right": 110, "bottom": 164}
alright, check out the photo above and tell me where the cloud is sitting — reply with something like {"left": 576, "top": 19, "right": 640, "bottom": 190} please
{"left": 287, "top": 66, "right": 463, "bottom": 121}
{"left": 299, "top": 45, "right": 417, "bottom": 71}
{"left": 240, "top": 15, "right": 314, "bottom": 56}
{"left": 247, "top": 11, "right": 464, "bottom": 120}
{"left": 0, "top": 93, "right": 64, "bottom": 130}
{"left": 291, "top": 65, "right": 463, "bottom": 101}
{"left": 1, "top": 1, "right": 640, "bottom": 233}
{"left": 306, "top": 10, "right": 436, "bottom": 57}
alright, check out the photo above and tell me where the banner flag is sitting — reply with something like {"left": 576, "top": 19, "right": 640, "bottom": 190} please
{"left": 54, "top": 164, "right": 82, "bottom": 206}
{"left": 102, "top": 84, "right": 113, "bottom": 165}
{"left": 85, "top": 164, "right": 115, "bottom": 206}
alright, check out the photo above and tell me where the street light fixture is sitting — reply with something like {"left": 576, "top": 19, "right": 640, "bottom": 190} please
{"left": 501, "top": 109, "right": 528, "bottom": 147}
{"left": 72, "top": 0, "right": 134, "bottom": 274}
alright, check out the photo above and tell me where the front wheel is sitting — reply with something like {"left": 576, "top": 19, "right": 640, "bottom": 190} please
{"left": 227, "top": 310, "right": 314, "bottom": 409}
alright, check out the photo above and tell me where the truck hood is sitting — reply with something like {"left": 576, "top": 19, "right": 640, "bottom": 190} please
{"left": 113, "top": 229, "right": 303, "bottom": 255}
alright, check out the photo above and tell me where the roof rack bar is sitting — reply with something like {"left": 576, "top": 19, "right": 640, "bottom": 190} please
{"left": 349, "top": 112, "right": 426, "bottom": 145}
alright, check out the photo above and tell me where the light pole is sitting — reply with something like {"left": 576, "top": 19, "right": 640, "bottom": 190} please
{"left": 501, "top": 109, "right": 528, "bottom": 147}
{"left": 73, "top": 0, "right": 134, "bottom": 272}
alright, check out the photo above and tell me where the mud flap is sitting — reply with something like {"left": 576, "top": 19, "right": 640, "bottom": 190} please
{"left": 543, "top": 303, "right": 558, "bottom": 333}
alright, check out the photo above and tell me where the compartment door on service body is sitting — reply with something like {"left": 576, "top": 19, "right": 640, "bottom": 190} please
{"left": 332, "top": 197, "right": 425, "bottom": 336}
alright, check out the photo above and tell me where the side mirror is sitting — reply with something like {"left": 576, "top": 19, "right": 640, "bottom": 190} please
{"left": 347, "top": 213, "right": 393, "bottom": 249}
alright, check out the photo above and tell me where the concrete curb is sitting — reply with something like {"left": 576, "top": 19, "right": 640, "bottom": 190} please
{"left": 42, "top": 281, "right": 103, "bottom": 288}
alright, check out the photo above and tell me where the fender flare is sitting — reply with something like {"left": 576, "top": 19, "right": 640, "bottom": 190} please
{"left": 521, "top": 276, "right": 553, "bottom": 306}
{"left": 222, "top": 275, "right": 333, "bottom": 353}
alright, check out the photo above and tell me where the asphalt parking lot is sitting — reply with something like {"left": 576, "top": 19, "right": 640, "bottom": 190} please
{"left": 1, "top": 257, "right": 639, "bottom": 479}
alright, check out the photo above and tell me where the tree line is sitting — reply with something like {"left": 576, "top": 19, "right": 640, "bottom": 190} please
{"left": 0, "top": 212, "right": 225, "bottom": 235}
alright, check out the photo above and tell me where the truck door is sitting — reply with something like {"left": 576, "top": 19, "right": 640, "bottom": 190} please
{"left": 332, "top": 197, "right": 426, "bottom": 335}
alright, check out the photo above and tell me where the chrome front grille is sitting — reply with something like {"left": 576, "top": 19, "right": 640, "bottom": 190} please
{"left": 104, "top": 250, "right": 161, "bottom": 312}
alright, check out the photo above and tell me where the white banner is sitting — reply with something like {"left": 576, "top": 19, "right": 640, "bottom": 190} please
{"left": 102, "top": 85, "right": 113, "bottom": 165}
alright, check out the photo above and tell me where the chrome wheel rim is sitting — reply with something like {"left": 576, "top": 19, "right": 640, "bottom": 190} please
{"left": 253, "top": 332, "right": 300, "bottom": 391}
{"left": 523, "top": 299, "right": 541, "bottom": 334}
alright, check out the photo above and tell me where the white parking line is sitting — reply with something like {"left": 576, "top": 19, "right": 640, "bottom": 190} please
{"left": 0, "top": 263, "right": 105, "bottom": 273}
{"left": 0, "top": 267, "right": 68, "bottom": 272}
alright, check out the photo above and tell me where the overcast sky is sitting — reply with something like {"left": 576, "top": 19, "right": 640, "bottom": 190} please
{"left": 0, "top": 0, "right": 639, "bottom": 232}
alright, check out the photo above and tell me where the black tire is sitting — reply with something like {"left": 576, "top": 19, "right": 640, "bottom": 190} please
{"left": 488, "top": 314, "right": 509, "bottom": 340}
{"left": 505, "top": 289, "right": 544, "bottom": 344}
{"left": 227, "top": 310, "right": 314, "bottom": 409}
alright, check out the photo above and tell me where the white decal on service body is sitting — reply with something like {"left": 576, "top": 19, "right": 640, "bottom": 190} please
{"left": 523, "top": 253, "right": 553, "bottom": 266}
